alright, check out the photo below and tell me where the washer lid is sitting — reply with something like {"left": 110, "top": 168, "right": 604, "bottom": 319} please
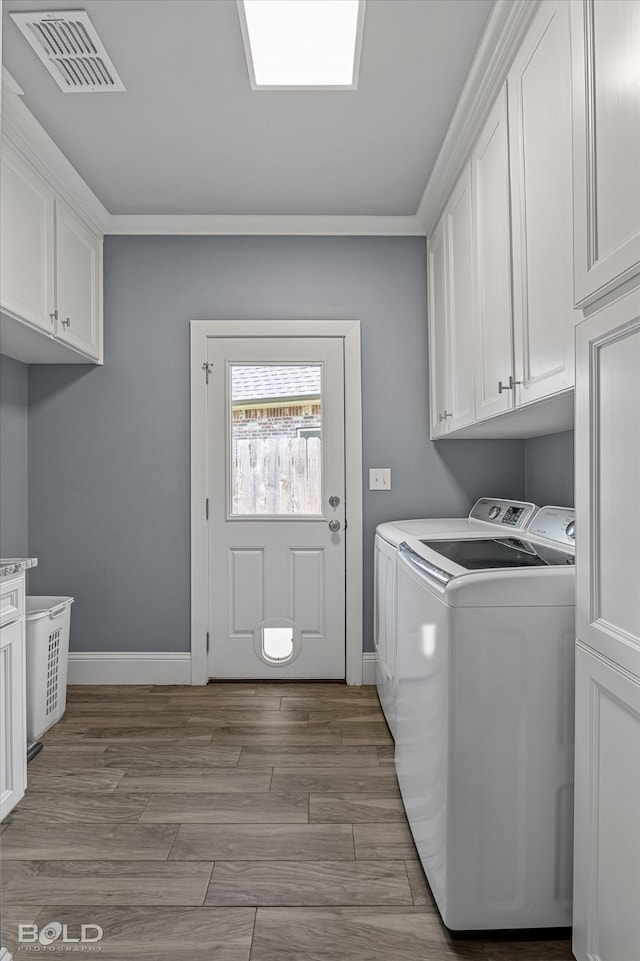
{"left": 419, "top": 537, "right": 574, "bottom": 571}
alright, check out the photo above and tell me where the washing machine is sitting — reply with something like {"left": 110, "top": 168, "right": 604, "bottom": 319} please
{"left": 374, "top": 498, "right": 538, "bottom": 736}
{"left": 394, "top": 506, "right": 576, "bottom": 931}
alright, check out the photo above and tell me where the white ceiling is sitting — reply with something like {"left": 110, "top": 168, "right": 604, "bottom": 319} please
{"left": 2, "top": 0, "right": 494, "bottom": 217}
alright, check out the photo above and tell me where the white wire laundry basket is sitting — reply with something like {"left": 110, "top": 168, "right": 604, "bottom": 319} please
{"left": 25, "top": 596, "right": 74, "bottom": 741}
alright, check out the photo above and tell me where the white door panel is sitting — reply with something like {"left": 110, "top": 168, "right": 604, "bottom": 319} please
{"left": 207, "top": 337, "right": 346, "bottom": 679}
{"left": 509, "top": 0, "right": 574, "bottom": 404}
{"left": 472, "top": 86, "right": 515, "bottom": 422}
{"left": 572, "top": 0, "right": 640, "bottom": 304}
{"left": 573, "top": 644, "right": 640, "bottom": 961}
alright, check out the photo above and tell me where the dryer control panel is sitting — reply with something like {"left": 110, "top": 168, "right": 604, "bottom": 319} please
{"left": 527, "top": 507, "right": 575, "bottom": 547}
{"left": 470, "top": 498, "right": 538, "bottom": 530}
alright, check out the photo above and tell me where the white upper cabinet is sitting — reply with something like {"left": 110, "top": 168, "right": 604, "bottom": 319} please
{"left": 445, "top": 165, "right": 476, "bottom": 433}
{"left": 428, "top": 216, "right": 450, "bottom": 438}
{"left": 508, "top": 0, "right": 575, "bottom": 405}
{"left": 0, "top": 140, "right": 104, "bottom": 365}
{"left": 472, "top": 85, "right": 514, "bottom": 423}
{"left": 0, "top": 144, "right": 55, "bottom": 334}
{"left": 428, "top": 164, "right": 476, "bottom": 437}
{"left": 56, "top": 201, "right": 103, "bottom": 359}
{"left": 571, "top": 0, "right": 640, "bottom": 306}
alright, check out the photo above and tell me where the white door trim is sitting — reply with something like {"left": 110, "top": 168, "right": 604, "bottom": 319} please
{"left": 190, "top": 320, "right": 363, "bottom": 685}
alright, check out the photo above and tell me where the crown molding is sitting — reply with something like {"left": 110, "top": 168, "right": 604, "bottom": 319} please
{"left": 106, "top": 213, "right": 424, "bottom": 236}
{"left": 416, "top": 0, "right": 541, "bottom": 237}
{"left": 1, "top": 68, "right": 110, "bottom": 236}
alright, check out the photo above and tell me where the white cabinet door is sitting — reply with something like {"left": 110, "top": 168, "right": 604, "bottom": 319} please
{"left": 572, "top": 0, "right": 640, "bottom": 306}
{"left": 575, "top": 289, "right": 640, "bottom": 675}
{"left": 573, "top": 287, "right": 640, "bottom": 961}
{"left": 0, "top": 618, "right": 26, "bottom": 822}
{"left": 472, "top": 85, "right": 514, "bottom": 422}
{"left": 445, "top": 165, "right": 475, "bottom": 432}
{"left": 0, "top": 146, "right": 55, "bottom": 333}
{"left": 509, "top": 0, "right": 575, "bottom": 406}
{"left": 428, "top": 217, "right": 450, "bottom": 438}
{"left": 55, "top": 201, "right": 103, "bottom": 361}
{"left": 573, "top": 644, "right": 640, "bottom": 961}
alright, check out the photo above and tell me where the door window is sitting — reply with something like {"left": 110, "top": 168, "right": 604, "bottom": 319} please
{"left": 230, "top": 363, "right": 323, "bottom": 516}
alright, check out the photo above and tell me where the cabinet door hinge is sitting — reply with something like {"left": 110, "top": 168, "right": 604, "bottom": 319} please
{"left": 206, "top": 632, "right": 210, "bottom": 654}
{"left": 205, "top": 498, "right": 209, "bottom": 520}
{"left": 202, "top": 362, "right": 213, "bottom": 384}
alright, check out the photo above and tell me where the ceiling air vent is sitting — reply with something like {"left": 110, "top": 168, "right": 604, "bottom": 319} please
{"left": 10, "top": 10, "right": 125, "bottom": 92}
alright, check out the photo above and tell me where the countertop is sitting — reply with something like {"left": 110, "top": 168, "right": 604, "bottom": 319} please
{"left": 0, "top": 558, "right": 38, "bottom": 578}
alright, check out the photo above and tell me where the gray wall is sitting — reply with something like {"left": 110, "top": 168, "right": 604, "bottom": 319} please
{"left": 0, "top": 355, "right": 29, "bottom": 557}
{"left": 28, "top": 236, "right": 526, "bottom": 655}
{"left": 525, "top": 430, "right": 574, "bottom": 508}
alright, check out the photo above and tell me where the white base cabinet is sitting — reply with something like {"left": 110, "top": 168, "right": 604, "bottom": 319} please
{"left": 0, "top": 576, "right": 27, "bottom": 823}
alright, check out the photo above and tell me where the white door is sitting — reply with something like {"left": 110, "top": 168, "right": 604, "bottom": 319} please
{"left": 573, "top": 288, "right": 640, "bottom": 961}
{"left": 428, "top": 216, "right": 450, "bottom": 438}
{"left": 207, "top": 337, "right": 346, "bottom": 679}
{"left": 55, "top": 201, "right": 102, "bottom": 360}
{"left": 445, "top": 163, "right": 476, "bottom": 432}
{"left": 508, "top": 0, "right": 575, "bottom": 406}
{"left": 472, "top": 85, "right": 515, "bottom": 422}
{"left": 571, "top": 0, "right": 640, "bottom": 305}
{"left": 0, "top": 144, "right": 55, "bottom": 333}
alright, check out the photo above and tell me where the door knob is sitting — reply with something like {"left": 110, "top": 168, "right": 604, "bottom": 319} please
{"left": 328, "top": 520, "right": 341, "bottom": 532}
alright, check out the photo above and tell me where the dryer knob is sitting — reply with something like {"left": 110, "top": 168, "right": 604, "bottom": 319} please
{"left": 489, "top": 506, "right": 500, "bottom": 519}
{"left": 566, "top": 520, "right": 575, "bottom": 539}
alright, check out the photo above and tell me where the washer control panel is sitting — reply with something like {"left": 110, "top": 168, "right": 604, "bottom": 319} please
{"left": 527, "top": 506, "right": 575, "bottom": 547}
{"left": 470, "top": 498, "right": 538, "bottom": 529}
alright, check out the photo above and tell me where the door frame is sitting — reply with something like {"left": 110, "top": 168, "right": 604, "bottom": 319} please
{"left": 190, "top": 319, "right": 363, "bottom": 685}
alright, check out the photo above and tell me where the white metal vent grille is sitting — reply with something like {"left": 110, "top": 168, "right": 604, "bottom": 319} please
{"left": 10, "top": 10, "right": 126, "bottom": 92}
{"left": 45, "top": 628, "right": 61, "bottom": 716}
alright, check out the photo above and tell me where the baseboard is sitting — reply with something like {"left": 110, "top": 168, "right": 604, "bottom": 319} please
{"left": 67, "top": 652, "right": 192, "bottom": 685}
{"left": 67, "top": 651, "right": 375, "bottom": 686}
{"left": 362, "top": 651, "right": 377, "bottom": 685}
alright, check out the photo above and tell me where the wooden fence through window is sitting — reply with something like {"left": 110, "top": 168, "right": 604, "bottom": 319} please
{"left": 232, "top": 437, "right": 322, "bottom": 515}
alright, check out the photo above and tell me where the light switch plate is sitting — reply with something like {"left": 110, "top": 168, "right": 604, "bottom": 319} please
{"left": 369, "top": 468, "right": 391, "bottom": 490}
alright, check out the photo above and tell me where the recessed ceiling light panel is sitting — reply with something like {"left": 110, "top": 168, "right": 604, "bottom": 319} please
{"left": 238, "top": 0, "right": 365, "bottom": 90}
{"left": 10, "top": 10, "right": 125, "bottom": 92}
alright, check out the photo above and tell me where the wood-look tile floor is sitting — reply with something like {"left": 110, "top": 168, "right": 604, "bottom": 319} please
{"left": 1, "top": 683, "right": 575, "bottom": 960}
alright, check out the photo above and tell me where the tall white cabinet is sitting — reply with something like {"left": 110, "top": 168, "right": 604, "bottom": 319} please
{"left": 573, "top": 290, "right": 640, "bottom": 961}
{"left": 571, "top": 0, "right": 640, "bottom": 305}
{"left": 571, "top": 2, "right": 640, "bottom": 959}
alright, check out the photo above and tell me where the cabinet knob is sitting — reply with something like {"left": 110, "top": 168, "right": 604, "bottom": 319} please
{"left": 439, "top": 411, "right": 452, "bottom": 420}
{"left": 49, "top": 311, "right": 58, "bottom": 324}
{"left": 61, "top": 317, "right": 71, "bottom": 327}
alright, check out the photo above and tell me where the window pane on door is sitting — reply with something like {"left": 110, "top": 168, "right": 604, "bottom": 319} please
{"left": 230, "top": 364, "right": 322, "bottom": 515}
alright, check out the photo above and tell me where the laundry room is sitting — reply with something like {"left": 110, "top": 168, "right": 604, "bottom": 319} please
{"left": 0, "top": 2, "right": 638, "bottom": 961}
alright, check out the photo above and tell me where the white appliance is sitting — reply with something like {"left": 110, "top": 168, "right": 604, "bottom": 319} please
{"left": 374, "top": 498, "right": 538, "bottom": 736}
{"left": 395, "top": 506, "right": 576, "bottom": 931}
